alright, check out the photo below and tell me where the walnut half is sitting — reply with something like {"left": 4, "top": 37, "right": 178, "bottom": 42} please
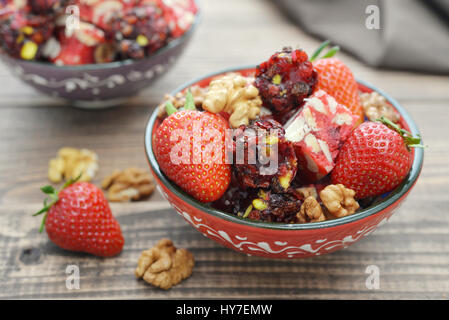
{"left": 102, "top": 167, "right": 155, "bottom": 202}
{"left": 48, "top": 147, "right": 98, "bottom": 183}
{"left": 360, "top": 91, "right": 400, "bottom": 123}
{"left": 202, "top": 74, "right": 262, "bottom": 128}
{"left": 135, "top": 239, "right": 194, "bottom": 290}
{"left": 297, "top": 196, "right": 326, "bottom": 223}
{"left": 320, "top": 184, "right": 359, "bottom": 218}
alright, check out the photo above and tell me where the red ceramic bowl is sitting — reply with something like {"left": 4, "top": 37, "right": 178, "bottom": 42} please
{"left": 144, "top": 66, "right": 424, "bottom": 259}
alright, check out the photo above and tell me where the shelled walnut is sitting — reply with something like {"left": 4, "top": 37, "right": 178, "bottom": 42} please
{"left": 102, "top": 167, "right": 155, "bottom": 202}
{"left": 297, "top": 196, "right": 326, "bottom": 223}
{"left": 320, "top": 184, "right": 359, "bottom": 218}
{"left": 202, "top": 74, "right": 262, "bottom": 128}
{"left": 48, "top": 147, "right": 98, "bottom": 183}
{"left": 135, "top": 239, "right": 194, "bottom": 290}
{"left": 157, "top": 85, "right": 207, "bottom": 118}
{"left": 360, "top": 91, "right": 400, "bottom": 123}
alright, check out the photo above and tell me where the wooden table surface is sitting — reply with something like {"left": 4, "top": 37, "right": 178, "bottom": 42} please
{"left": 1, "top": 0, "right": 448, "bottom": 300}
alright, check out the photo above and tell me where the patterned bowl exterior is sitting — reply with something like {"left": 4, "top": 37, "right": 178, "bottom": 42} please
{"left": 0, "top": 11, "right": 200, "bottom": 108}
{"left": 144, "top": 67, "right": 424, "bottom": 259}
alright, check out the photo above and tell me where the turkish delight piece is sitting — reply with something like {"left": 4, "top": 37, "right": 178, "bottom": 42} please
{"left": 284, "top": 90, "right": 357, "bottom": 182}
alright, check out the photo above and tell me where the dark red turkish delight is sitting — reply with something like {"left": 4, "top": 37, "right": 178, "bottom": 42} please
{"left": 232, "top": 119, "right": 297, "bottom": 193}
{"left": 246, "top": 189, "right": 302, "bottom": 223}
{"left": 109, "top": 3, "right": 171, "bottom": 59}
{"left": 0, "top": 11, "right": 54, "bottom": 60}
{"left": 28, "top": 0, "right": 71, "bottom": 15}
{"left": 254, "top": 47, "right": 318, "bottom": 124}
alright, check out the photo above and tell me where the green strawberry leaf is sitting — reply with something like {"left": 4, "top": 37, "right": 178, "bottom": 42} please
{"left": 165, "top": 101, "right": 178, "bottom": 116}
{"left": 310, "top": 40, "right": 340, "bottom": 62}
{"left": 40, "top": 185, "right": 56, "bottom": 194}
{"left": 183, "top": 89, "right": 196, "bottom": 111}
{"left": 34, "top": 172, "right": 83, "bottom": 233}
{"left": 377, "top": 117, "right": 425, "bottom": 149}
{"left": 310, "top": 40, "right": 330, "bottom": 62}
{"left": 321, "top": 46, "right": 340, "bottom": 59}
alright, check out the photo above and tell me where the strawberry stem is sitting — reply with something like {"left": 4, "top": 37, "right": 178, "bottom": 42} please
{"left": 33, "top": 173, "right": 82, "bottom": 233}
{"left": 309, "top": 40, "right": 330, "bottom": 62}
{"left": 165, "top": 101, "right": 177, "bottom": 116}
{"left": 377, "top": 117, "right": 425, "bottom": 149}
{"left": 309, "top": 40, "right": 340, "bottom": 62}
{"left": 165, "top": 89, "right": 196, "bottom": 116}
{"left": 321, "top": 46, "right": 340, "bottom": 59}
{"left": 183, "top": 89, "right": 196, "bottom": 111}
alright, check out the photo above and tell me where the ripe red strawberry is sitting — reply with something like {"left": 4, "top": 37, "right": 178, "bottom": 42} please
{"left": 51, "top": 22, "right": 105, "bottom": 65}
{"left": 331, "top": 118, "right": 422, "bottom": 199}
{"left": 34, "top": 181, "right": 124, "bottom": 257}
{"left": 51, "top": 35, "right": 95, "bottom": 65}
{"left": 310, "top": 41, "right": 364, "bottom": 125}
{"left": 154, "top": 96, "right": 231, "bottom": 202}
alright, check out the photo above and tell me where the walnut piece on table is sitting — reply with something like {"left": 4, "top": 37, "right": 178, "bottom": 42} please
{"left": 157, "top": 85, "right": 207, "bottom": 118}
{"left": 48, "top": 147, "right": 98, "bottom": 183}
{"left": 135, "top": 239, "right": 194, "bottom": 290}
{"left": 102, "top": 167, "right": 155, "bottom": 202}
{"left": 360, "top": 91, "right": 400, "bottom": 123}
{"left": 297, "top": 196, "right": 326, "bottom": 223}
{"left": 320, "top": 184, "right": 360, "bottom": 218}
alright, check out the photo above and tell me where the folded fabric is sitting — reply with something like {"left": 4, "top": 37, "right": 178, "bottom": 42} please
{"left": 274, "top": 0, "right": 449, "bottom": 74}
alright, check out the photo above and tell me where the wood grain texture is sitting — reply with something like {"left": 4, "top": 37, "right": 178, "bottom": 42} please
{"left": 0, "top": 0, "right": 448, "bottom": 300}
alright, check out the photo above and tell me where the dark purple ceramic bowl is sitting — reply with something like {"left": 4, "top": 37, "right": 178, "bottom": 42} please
{"left": 0, "top": 8, "right": 201, "bottom": 109}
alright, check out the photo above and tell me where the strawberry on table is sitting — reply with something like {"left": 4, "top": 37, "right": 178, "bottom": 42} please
{"left": 310, "top": 41, "right": 364, "bottom": 126}
{"left": 331, "top": 117, "right": 423, "bottom": 199}
{"left": 154, "top": 92, "right": 231, "bottom": 203}
{"left": 34, "top": 179, "right": 124, "bottom": 257}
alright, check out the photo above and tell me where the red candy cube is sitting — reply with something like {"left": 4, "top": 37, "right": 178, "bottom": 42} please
{"left": 284, "top": 90, "right": 358, "bottom": 182}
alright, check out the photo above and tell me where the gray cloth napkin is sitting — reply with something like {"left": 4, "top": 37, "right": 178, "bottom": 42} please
{"left": 275, "top": 0, "right": 449, "bottom": 74}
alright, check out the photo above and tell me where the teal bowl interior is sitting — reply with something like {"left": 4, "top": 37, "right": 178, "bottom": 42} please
{"left": 145, "top": 66, "right": 424, "bottom": 230}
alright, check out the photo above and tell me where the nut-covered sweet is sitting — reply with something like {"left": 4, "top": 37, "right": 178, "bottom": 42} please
{"left": 48, "top": 147, "right": 99, "bottom": 183}
{"left": 297, "top": 196, "right": 325, "bottom": 223}
{"left": 102, "top": 167, "right": 155, "bottom": 202}
{"left": 0, "top": 11, "right": 55, "bottom": 60}
{"left": 232, "top": 119, "right": 297, "bottom": 193}
{"left": 320, "top": 184, "right": 359, "bottom": 218}
{"left": 246, "top": 189, "right": 302, "bottom": 223}
{"left": 135, "top": 238, "right": 194, "bottom": 290}
{"left": 360, "top": 91, "right": 400, "bottom": 123}
{"left": 254, "top": 46, "right": 318, "bottom": 123}
{"left": 110, "top": 3, "right": 171, "bottom": 59}
{"left": 157, "top": 85, "right": 207, "bottom": 118}
{"left": 202, "top": 74, "right": 262, "bottom": 128}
